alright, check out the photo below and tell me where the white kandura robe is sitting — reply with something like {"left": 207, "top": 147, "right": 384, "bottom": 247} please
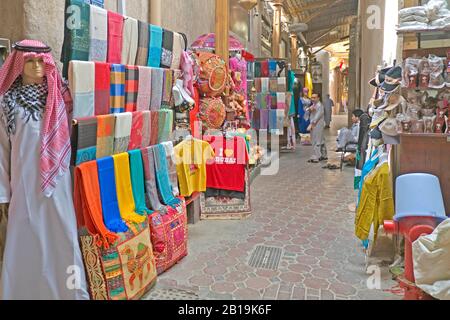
{"left": 0, "top": 100, "right": 89, "bottom": 300}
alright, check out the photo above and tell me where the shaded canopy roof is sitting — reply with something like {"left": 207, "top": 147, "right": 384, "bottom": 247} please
{"left": 283, "top": 0, "right": 358, "bottom": 48}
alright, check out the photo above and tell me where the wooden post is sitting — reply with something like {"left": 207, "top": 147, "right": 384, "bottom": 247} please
{"left": 290, "top": 34, "right": 298, "bottom": 69}
{"left": 272, "top": 2, "right": 283, "bottom": 58}
{"left": 215, "top": 0, "right": 230, "bottom": 65}
{"left": 150, "top": 0, "right": 162, "bottom": 25}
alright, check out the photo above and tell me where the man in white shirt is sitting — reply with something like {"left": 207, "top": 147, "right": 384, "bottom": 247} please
{"left": 336, "top": 109, "right": 363, "bottom": 152}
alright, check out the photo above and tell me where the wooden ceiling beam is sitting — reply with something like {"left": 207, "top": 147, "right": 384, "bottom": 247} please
{"left": 288, "top": 0, "right": 335, "bottom": 14}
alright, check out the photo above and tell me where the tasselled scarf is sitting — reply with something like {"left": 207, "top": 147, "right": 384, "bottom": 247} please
{"left": 1, "top": 77, "right": 48, "bottom": 136}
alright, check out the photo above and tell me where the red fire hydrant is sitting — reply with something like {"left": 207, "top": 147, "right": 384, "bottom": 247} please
{"left": 384, "top": 173, "right": 448, "bottom": 300}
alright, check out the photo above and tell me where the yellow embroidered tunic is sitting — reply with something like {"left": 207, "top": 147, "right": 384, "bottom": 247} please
{"left": 355, "top": 163, "right": 395, "bottom": 241}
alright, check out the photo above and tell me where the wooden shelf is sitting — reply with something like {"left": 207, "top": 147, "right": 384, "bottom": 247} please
{"left": 400, "top": 133, "right": 450, "bottom": 139}
{"left": 397, "top": 28, "right": 450, "bottom": 35}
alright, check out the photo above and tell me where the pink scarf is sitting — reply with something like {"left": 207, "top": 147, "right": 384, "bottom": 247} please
{"left": 0, "top": 40, "right": 70, "bottom": 197}
{"left": 107, "top": 11, "right": 124, "bottom": 64}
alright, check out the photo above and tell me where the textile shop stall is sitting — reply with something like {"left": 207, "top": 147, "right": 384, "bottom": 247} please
{"left": 62, "top": 0, "right": 190, "bottom": 300}
{"left": 251, "top": 58, "right": 297, "bottom": 152}
{"left": 180, "top": 34, "right": 263, "bottom": 220}
{"left": 355, "top": 0, "right": 450, "bottom": 300}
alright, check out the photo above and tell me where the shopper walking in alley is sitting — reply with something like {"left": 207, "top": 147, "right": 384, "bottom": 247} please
{"left": 307, "top": 93, "right": 328, "bottom": 163}
{"left": 324, "top": 94, "right": 334, "bottom": 129}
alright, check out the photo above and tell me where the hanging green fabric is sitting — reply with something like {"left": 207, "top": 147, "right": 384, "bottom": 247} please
{"left": 288, "top": 70, "right": 297, "bottom": 116}
{"left": 61, "top": 0, "right": 91, "bottom": 78}
{"left": 128, "top": 149, "right": 153, "bottom": 215}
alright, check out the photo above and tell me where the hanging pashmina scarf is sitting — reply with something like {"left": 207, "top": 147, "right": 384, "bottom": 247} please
{"left": 61, "top": 0, "right": 90, "bottom": 78}
{"left": 161, "top": 141, "right": 180, "bottom": 197}
{"left": 141, "top": 111, "right": 151, "bottom": 148}
{"left": 113, "top": 112, "right": 132, "bottom": 154}
{"left": 153, "top": 145, "right": 181, "bottom": 207}
{"left": 171, "top": 32, "right": 184, "bottom": 70}
{"left": 107, "top": 11, "right": 124, "bottom": 64}
{"left": 268, "top": 60, "right": 277, "bottom": 78}
{"left": 110, "top": 64, "right": 126, "bottom": 114}
{"left": 261, "top": 60, "right": 269, "bottom": 77}
{"left": 74, "top": 117, "right": 98, "bottom": 165}
{"left": 128, "top": 111, "right": 144, "bottom": 150}
{"left": 252, "top": 109, "right": 261, "bottom": 129}
{"left": 89, "top": 5, "right": 108, "bottom": 62}
{"left": 260, "top": 109, "right": 269, "bottom": 130}
{"left": 96, "top": 157, "right": 129, "bottom": 233}
{"left": 141, "top": 147, "right": 165, "bottom": 212}
{"left": 69, "top": 61, "right": 95, "bottom": 119}
{"left": 136, "top": 66, "right": 152, "bottom": 111}
{"left": 112, "top": 153, "right": 147, "bottom": 224}
{"left": 128, "top": 150, "right": 152, "bottom": 215}
{"left": 254, "top": 62, "right": 261, "bottom": 78}
{"left": 150, "top": 111, "right": 159, "bottom": 146}
{"left": 121, "top": 17, "right": 139, "bottom": 65}
{"left": 161, "top": 69, "right": 173, "bottom": 108}
{"left": 160, "top": 29, "right": 174, "bottom": 69}
{"left": 74, "top": 161, "right": 118, "bottom": 249}
{"left": 254, "top": 78, "right": 262, "bottom": 93}
{"left": 125, "top": 66, "right": 139, "bottom": 112}
{"left": 158, "top": 109, "right": 173, "bottom": 143}
{"left": 148, "top": 25, "right": 163, "bottom": 68}
{"left": 135, "top": 21, "right": 150, "bottom": 66}
{"left": 150, "top": 68, "right": 164, "bottom": 111}
{"left": 96, "top": 114, "right": 115, "bottom": 159}
{"left": 94, "top": 62, "right": 110, "bottom": 116}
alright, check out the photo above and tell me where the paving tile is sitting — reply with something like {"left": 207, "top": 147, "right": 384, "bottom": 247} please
{"left": 245, "top": 277, "right": 271, "bottom": 291}
{"left": 188, "top": 275, "right": 214, "bottom": 287}
{"left": 211, "top": 282, "right": 237, "bottom": 294}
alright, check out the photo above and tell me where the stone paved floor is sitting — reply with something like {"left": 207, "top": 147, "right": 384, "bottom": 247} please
{"left": 144, "top": 116, "right": 402, "bottom": 300}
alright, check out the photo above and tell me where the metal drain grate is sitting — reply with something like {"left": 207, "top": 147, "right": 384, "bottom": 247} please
{"left": 145, "top": 288, "right": 200, "bottom": 300}
{"left": 248, "top": 246, "right": 283, "bottom": 270}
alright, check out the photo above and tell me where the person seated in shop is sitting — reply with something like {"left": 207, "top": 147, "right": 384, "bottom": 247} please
{"left": 336, "top": 109, "right": 364, "bottom": 152}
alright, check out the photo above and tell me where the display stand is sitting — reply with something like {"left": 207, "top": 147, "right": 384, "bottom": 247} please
{"left": 393, "top": 22, "right": 450, "bottom": 214}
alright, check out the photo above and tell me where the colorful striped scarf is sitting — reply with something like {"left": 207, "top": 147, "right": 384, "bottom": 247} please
{"left": 61, "top": 0, "right": 90, "bottom": 78}
{"left": 160, "top": 29, "right": 174, "bottom": 69}
{"left": 128, "top": 150, "right": 152, "bottom": 215}
{"left": 110, "top": 64, "right": 125, "bottom": 114}
{"left": 74, "top": 161, "right": 118, "bottom": 249}
{"left": 153, "top": 144, "right": 181, "bottom": 207}
{"left": 161, "top": 141, "right": 179, "bottom": 197}
{"left": 94, "top": 62, "right": 110, "bottom": 115}
{"left": 141, "top": 147, "right": 165, "bottom": 212}
{"left": 136, "top": 66, "right": 152, "bottom": 111}
{"left": 96, "top": 157, "right": 129, "bottom": 233}
{"left": 135, "top": 20, "right": 150, "bottom": 66}
{"left": 128, "top": 111, "right": 144, "bottom": 150}
{"left": 107, "top": 11, "right": 124, "bottom": 64}
{"left": 74, "top": 117, "right": 98, "bottom": 165}
{"left": 162, "top": 69, "right": 173, "bottom": 108}
{"left": 96, "top": 114, "right": 115, "bottom": 159}
{"left": 125, "top": 66, "right": 139, "bottom": 112}
{"left": 113, "top": 112, "right": 132, "bottom": 154}
{"left": 112, "top": 153, "right": 146, "bottom": 224}
{"left": 150, "top": 68, "right": 164, "bottom": 111}
{"left": 148, "top": 25, "right": 163, "bottom": 68}
{"left": 141, "top": 111, "right": 151, "bottom": 148}
{"left": 89, "top": 5, "right": 108, "bottom": 62}
{"left": 69, "top": 61, "right": 95, "bottom": 119}
{"left": 121, "top": 17, "right": 138, "bottom": 65}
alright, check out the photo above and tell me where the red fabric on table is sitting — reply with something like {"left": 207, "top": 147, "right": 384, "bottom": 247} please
{"left": 107, "top": 11, "right": 124, "bottom": 64}
{"left": 128, "top": 111, "right": 144, "bottom": 150}
{"left": 205, "top": 136, "right": 249, "bottom": 192}
{"left": 94, "top": 62, "right": 111, "bottom": 116}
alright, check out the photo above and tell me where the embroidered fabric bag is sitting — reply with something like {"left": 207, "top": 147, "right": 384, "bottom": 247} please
{"left": 79, "top": 222, "right": 157, "bottom": 300}
{"left": 148, "top": 199, "right": 188, "bottom": 274}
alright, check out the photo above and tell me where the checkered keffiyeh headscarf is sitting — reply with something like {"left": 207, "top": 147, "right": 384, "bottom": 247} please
{"left": 0, "top": 40, "right": 71, "bottom": 197}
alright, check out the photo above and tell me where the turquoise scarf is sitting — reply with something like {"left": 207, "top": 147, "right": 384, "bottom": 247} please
{"left": 128, "top": 150, "right": 153, "bottom": 215}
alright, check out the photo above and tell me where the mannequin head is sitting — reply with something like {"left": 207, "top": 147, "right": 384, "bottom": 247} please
{"left": 236, "top": 50, "right": 242, "bottom": 60}
{"left": 23, "top": 56, "right": 45, "bottom": 85}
